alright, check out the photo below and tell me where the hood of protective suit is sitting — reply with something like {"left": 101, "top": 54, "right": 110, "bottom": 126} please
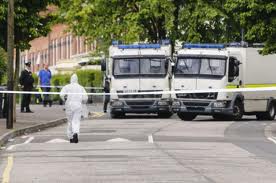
{"left": 70, "top": 74, "right": 78, "bottom": 84}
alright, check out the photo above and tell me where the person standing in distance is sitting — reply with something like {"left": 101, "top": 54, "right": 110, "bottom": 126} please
{"left": 103, "top": 76, "right": 110, "bottom": 113}
{"left": 38, "top": 63, "right": 52, "bottom": 107}
{"left": 19, "top": 61, "right": 34, "bottom": 113}
{"left": 60, "top": 74, "right": 88, "bottom": 143}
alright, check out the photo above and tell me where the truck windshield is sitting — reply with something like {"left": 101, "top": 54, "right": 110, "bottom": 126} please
{"left": 113, "top": 58, "right": 167, "bottom": 77}
{"left": 140, "top": 58, "right": 166, "bottom": 75}
{"left": 114, "top": 59, "right": 139, "bottom": 76}
{"left": 175, "top": 58, "right": 226, "bottom": 77}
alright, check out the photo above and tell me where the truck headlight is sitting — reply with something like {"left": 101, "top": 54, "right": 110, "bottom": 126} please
{"left": 158, "top": 101, "right": 169, "bottom": 106}
{"left": 112, "top": 101, "right": 124, "bottom": 107}
{"left": 172, "top": 101, "right": 181, "bottom": 106}
{"left": 213, "top": 101, "right": 227, "bottom": 108}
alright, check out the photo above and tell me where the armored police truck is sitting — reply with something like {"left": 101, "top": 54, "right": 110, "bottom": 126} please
{"left": 172, "top": 43, "right": 276, "bottom": 121}
{"left": 102, "top": 42, "right": 173, "bottom": 118}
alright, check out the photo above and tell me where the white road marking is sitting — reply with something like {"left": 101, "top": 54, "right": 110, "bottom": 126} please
{"left": 6, "top": 145, "right": 15, "bottom": 151}
{"left": 21, "top": 135, "right": 28, "bottom": 139}
{"left": 7, "top": 139, "right": 14, "bottom": 142}
{"left": 7, "top": 136, "right": 34, "bottom": 151}
{"left": 23, "top": 136, "right": 34, "bottom": 144}
{"left": 267, "top": 137, "right": 276, "bottom": 144}
{"left": 46, "top": 139, "right": 69, "bottom": 143}
{"left": 107, "top": 138, "right": 130, "bottom": 142}
{"left": 148, "top": 135, "right": 154, "bottom": 143}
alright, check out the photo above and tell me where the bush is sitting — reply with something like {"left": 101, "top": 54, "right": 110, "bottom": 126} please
{"left": 49, "top": 70, "right": 103, "bottom": 102}
{"left": 76, "top": 70, "right": 102, "bottom": 87}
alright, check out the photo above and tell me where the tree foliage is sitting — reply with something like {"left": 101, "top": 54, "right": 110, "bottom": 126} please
{"left": 0, "top": 0, "right": 59, "bottom": 51}
{"left": 0, "top": 47, "right": 7, "bottom": 84}
{"left": 225, "top": 0, "right": 276, "bottom": 54}
{"left": 1, "top": 0, "right": 274, "bottom": 54}
{"left": 59, "top": 0, "right": 175, "bottom": 53}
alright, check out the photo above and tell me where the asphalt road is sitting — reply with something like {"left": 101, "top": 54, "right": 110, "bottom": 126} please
{"left": 1, "top": 113, "right": 276, "bottom": 183}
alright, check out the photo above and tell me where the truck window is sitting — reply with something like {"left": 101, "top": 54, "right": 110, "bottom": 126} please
{"left": 175, "top": 58, "right": 200, "bottom": 75}
{"left": 140, "top": 58, "right": 166, "bottom": 75}
{"left": 114, "top": 59, "right": 139, "bottom": 76}
{"left": 113, "top": 58, "right": 167, "bottom": 77}
{"left": 200, "top": 59, "right": 226, "bottom": 76}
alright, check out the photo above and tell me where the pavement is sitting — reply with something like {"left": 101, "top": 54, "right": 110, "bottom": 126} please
{"left": 0, "top": 105, "right": 66, "bottom": 136}
{"left": 0, "top": 104, "right": 104, "bottom": 147}
{"left": 1, "top": 113, "right": 276, "bottom": 182}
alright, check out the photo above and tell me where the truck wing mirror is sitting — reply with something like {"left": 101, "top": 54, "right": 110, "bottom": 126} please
{"left": 235, "top": 60, "right": 241, "bottom": 66}
{"left": 234, "top": 66, "right": 239, "bottom": 77}
{"left": 101, "top": 59, "right": 106, "bottom": 71}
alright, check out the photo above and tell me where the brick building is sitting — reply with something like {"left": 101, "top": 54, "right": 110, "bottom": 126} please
{"left": 20, "top": 24, "right": 97, "bottom": 74}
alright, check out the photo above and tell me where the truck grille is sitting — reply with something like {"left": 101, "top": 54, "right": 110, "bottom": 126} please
{"left": 125, "top": 101, "right": 155, "bottom": 109}
{"left": 117, "top": 90, "right": 162, "bottom": 99}
{"left": 187, "top": 107, "right": 205, "bottom": 111}
{"left": 183, "top": 102, "right": 210, "bottom": 107}
{"left": 176, "top": 92, "right": 217, "bottom": 100}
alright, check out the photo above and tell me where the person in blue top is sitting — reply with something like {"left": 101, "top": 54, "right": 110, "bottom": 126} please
{"left": 38, "top": 63, "right": 52, "bottom": 107}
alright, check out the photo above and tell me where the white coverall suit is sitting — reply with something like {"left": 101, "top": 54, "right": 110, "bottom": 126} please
{"left": 60, "top": 74, "right": 88, "bottom": 140}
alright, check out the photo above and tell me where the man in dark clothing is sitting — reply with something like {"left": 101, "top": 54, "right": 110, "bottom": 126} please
{"left": 19, "top": 61, "right": 34, "bottom": 113}
{"left": 103, "top": 77, "right": 110, "bottom": 113}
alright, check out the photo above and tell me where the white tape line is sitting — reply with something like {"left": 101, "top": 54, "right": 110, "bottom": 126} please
{"left": 1, "top": 86, "right": 276, "bottom": 96}
{"left": 36, "top": 85, "right": 103, "bottom": 90}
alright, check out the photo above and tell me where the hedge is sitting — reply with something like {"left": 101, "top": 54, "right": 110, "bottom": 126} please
{"left": 16, "top": 70, "right": 102, "bottom": 104}
{"left": 50, "top": 70, "right": 103, "bottom": 102}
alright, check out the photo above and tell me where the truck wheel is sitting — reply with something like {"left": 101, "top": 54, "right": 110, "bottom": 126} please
{"left": 231, "top": 100, "right": 244, "bottom": 121}
{"left": 177, "top": 112, "right": 197, "bottom": 121}
{"left": 158, "top": 112, "right": 173, "bottom": 118}
{"left": 256, "top": 103, "right": 276, "bottom": 121}
{"left": 110, "top": 112, "right": 125, "bottom": 119}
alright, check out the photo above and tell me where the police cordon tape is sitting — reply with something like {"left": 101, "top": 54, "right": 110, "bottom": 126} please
{"left": 0, "top": 87, "right": 276, "bottom": 96}
{"left": 34, "top": 85, "right": 103, "bottom": 90}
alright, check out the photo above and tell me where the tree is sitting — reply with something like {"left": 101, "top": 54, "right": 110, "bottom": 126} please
{"left": 59, "top": 0, "right": 235, "bottom": 51}
{"left": 225, "top": 0, "right": 276, "bottom": 54}
{"left": 0, "top": 0, "right": 59, "bottom": 88}
{"left": 0, "top": 47, "right": 7, "bottom": 84}
{"left": 177, "top": 0, "right": 243, "bottom": 43}
{"left": 0, "top": 0, "right": 59, "bottom": 51}
{"left": 59, "top": 0, "right": 175, "bottom": 53}
{"left": 0, "top": 0, "right": 59, "bottom": 126}
{"left": 59, "top": 0, "right": 276, "bottom": 54}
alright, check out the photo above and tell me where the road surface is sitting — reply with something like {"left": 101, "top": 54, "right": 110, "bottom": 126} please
{"left": 1, "top": 113, "right": 276, "bottom": 183}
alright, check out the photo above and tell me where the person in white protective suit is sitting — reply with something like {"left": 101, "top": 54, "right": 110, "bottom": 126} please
{"left": 60, "top": 74, "right": 88, "bottom": 143}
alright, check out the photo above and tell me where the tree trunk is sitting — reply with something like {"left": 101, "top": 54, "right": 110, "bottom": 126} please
{"left": 7, "top": 0, "right": 15, "bottom": 129}
{"left": 13, "top": 47, "right": 20, "bottom": 123}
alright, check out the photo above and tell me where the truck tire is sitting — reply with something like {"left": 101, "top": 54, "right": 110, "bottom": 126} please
{"left": 177, "top": 112, "right": 197, "bottom": 121}
{"left": 110, "top": 112, "right": 125, "bottom": 119}
{"left": 231, "top": 100, "right": 244, "bottom": 121}
{"left": 256, "top": 103, "right": 276, "bottom": 121}
{"left": 158, "top": 112, "right": 173, "bottom": 118}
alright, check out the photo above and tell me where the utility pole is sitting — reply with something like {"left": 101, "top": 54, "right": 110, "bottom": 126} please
{"left": 7, "top": 0, "right": 14, "bottom": 129}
